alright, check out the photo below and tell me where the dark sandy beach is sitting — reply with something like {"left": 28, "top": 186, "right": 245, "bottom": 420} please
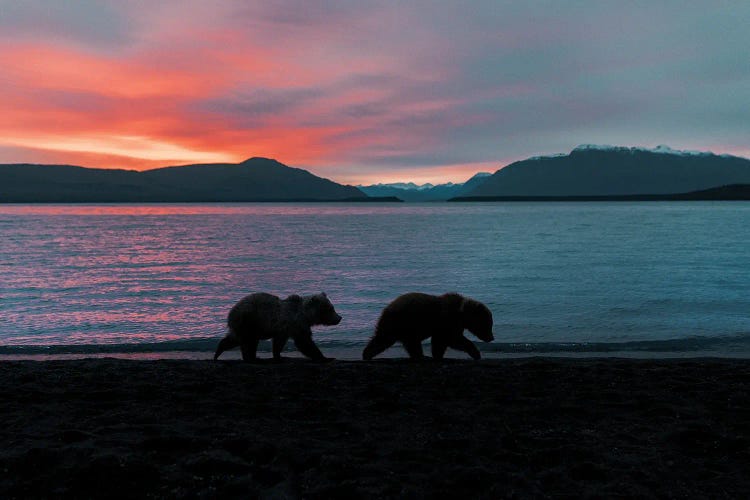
{"left": 1, "top": 358, "right": 749, "bottom": 498}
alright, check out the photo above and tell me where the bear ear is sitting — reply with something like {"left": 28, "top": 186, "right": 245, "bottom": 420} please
{"left": 320, "top": 292, "right": 327, "bottom": 297}
{"left": 287, "top": 294, "right": 302, "bottom": 303}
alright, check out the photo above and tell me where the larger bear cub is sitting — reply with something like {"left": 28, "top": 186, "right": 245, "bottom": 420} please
{"left": 214, "top": 292, "right": 341, "bottom": 362}
{"left": 363, "top": 292, "right": 494, "bottom": 360}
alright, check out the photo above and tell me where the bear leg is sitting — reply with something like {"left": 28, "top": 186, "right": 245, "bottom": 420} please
{"left": 272, "top": 336, "right": 288, "bottom": 360}
{"left": 431, "top": 338, "right": 448, "bottom": 360}
{"left": 293, "top": 335, "right": 328, "bottom": 361}
{"left": 214, "top": 335, "right": 239, "bottom": 360}
{"left": 362, "top": 334, "right": 396, "bottom": 360}
{"left": 240, "top": 337, "right": 260, "bottom": 362}
{"left": 402, "top": 339, "right": 425, "bottom": 360}
{"left": 449, "top": 335, "right": 481, "bottom": 360}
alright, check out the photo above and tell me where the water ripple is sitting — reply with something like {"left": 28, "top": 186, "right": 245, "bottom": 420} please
{"left": 2, "top": 202, "right": 750, "bottom": 355}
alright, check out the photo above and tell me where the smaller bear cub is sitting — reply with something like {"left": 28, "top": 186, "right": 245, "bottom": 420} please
{"left": 214, "top": 292, "right": 341, "bottom": 362}
{"left": 363, "top": 292, "right": 494, "bottom": 360}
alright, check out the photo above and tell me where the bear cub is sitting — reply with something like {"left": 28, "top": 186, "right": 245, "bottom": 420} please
{"left": 214, "top": 292, "right": 341, "bottom": 362}
{"left": 363, "top": 292, "right": 494, "bottom": 360}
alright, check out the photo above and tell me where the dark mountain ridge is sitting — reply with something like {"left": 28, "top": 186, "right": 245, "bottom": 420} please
{"left": 0, "top": 158, "right": 365, "bottom": 202}
{"left": 452, "top": 184, "right": 750, "bottom": 201}
{"left": 6, "top": 145, "right": 750, "bottom": 203}
{"left": 467, "top": 145, "right": 750, "bottom": 197}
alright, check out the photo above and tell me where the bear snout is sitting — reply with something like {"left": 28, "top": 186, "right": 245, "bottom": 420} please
{"left": 479, "top": 331, "right": 494, "bottom": 342}
{"left": 328, "top": 313, "right": 342, "bottom": 325}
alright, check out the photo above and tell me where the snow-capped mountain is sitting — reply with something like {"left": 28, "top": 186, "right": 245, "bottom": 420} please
{"left": 571, "top": 144, "right": 730, "bottom": 157}
{"left": 466, "top": 145, "right": 750, "bottom": 197}
{"left": 358, "top": 173, "right": 490, "bottom": 201}
{"left": 361, "top": 182, "right": 444, "bottom": 191}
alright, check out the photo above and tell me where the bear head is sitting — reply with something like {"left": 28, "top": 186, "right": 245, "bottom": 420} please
{"left": 304, "top": 292, "right": 342, "bottom": 326}
{"left": 462, "top": 298, "right": 494, "bottom": 342}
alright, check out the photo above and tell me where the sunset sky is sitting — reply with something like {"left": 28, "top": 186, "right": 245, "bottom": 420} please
{"left": 1, "top": 1, "right": 748, "bottom": 184}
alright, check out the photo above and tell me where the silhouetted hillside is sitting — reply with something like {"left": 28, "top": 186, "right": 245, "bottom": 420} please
{"left": 467, "top": 145, "right": 750, "bottom": 197}
{"left": 671, "top": 184, "right": 750, "bottom": 200}
{"left": 451, "top": 184, "right": 750, "bottom": 202}
{"left": 0, "top": 158, "right": 365, "bottom": 202}
{"left": 459, "top": 172, "right": 492, "bottom": 194}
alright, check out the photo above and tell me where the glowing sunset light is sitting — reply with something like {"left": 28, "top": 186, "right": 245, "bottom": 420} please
{"left": 0, "top": 134, "right": 238, "bottom": 164}
{"left": 0, "top": 2, "right": 747, "bottom": 184}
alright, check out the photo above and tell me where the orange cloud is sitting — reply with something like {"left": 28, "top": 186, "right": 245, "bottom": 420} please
{"left": 0, "top": 3, "right": 483, "bottom": 183}
{"left": 0, "top": 40, "right": 349, "bottom": 169}
{"left": 0, "top": 38, "right": 452, "bottom": 180}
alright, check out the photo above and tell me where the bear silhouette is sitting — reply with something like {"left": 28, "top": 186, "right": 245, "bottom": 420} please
{"left": 363, "top": 292, "right": 494, "bottom": 360}
{"left": 214, "top": 292, "right": 341, "bottom": 362}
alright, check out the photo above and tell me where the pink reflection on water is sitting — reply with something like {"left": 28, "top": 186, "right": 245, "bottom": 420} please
{"left": 0, "top": 202, "right": 414, "bottom": 216}
{"left": 2, "top": 201, "right": 496, "bottom": 349}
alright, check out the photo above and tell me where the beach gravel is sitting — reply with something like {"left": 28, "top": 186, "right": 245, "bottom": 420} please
{"left": 0, "top": 358, "right": 748, "bottom": 498}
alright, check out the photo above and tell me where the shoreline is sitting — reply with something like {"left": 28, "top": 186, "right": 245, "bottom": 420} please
{"left": 4, "top": 348, "right": 750, "bottom": 362}
{"left": 4, "top": 333, "right": 750, "bottom": 361}
{"left": 1, "top": 358, "right": 748, "bottom": 497}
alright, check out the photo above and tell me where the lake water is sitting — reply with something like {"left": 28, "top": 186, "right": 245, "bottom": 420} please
{"left": 1, "top": 202, "right": 749, "bottom": 359}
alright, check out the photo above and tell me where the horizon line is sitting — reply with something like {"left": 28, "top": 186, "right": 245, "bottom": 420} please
{"left": 3, "top": 143, "right": 749, "bottom": 186}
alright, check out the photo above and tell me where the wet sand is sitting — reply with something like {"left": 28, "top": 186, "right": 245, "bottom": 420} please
{"left": 0, "top": 358, "right": 748, "bottom": 498}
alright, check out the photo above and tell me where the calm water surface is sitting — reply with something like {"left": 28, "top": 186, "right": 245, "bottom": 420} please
{"left": 1, "top": 202, "right": 749, "bottom": 358}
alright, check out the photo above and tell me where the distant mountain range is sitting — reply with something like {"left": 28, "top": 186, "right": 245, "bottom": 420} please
{"left": 0, "top": 158, "right": 366, "bottom": 202}
{"left": 4, "top": 144, "right": 750, "bottom": 203}
{"left": 358, "top": 172, "right": 491, "bottom": 201}
{"left": 464, "top": 145, "right": 750, "bottom": 197}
